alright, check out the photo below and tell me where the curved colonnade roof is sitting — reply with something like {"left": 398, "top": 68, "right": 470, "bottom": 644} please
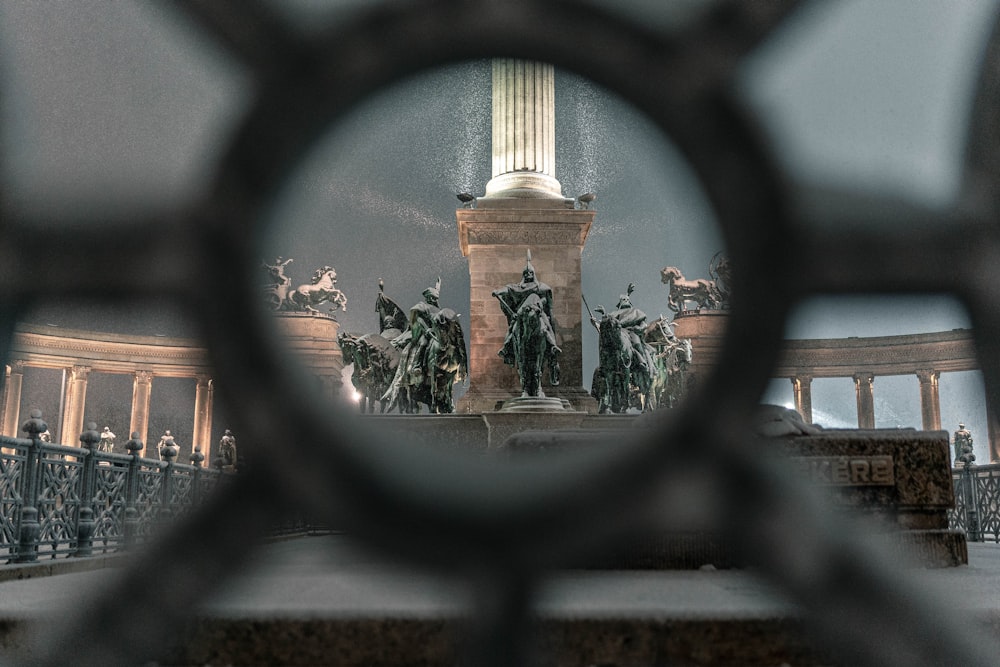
{"left": 6, "top": 322, "right": 979, "bottom": 382}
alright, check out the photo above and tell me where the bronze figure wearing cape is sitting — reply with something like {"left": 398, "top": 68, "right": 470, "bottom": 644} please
{"left": 492, "top": 251, "right": 561, "bottom": 397}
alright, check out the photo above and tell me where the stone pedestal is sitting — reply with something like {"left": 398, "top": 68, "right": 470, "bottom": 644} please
{"left": 455, "top": 198, "right": 597, "bottom": 413}
{"left": 671, "top": 310, "right": 728, "bottom": 394}
{"left": 271, "top": 313, "right": 344, "bottom": 402}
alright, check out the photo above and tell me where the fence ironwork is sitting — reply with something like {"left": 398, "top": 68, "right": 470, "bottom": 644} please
{"left": 3, "top": 1, "right": 1000, "bottom": 665}
{"left": 0, "top": 416, "right": 228, "bottom": 562}
{"left": 950, "top": 463, "right": 1000, "bottom": 543}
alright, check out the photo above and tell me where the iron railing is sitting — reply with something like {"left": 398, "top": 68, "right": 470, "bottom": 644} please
{"left": 951, "top": 463, "right": 1000, "bottom": 542}
{"left": 2, "top": 1, "right": 1000, "bottom": 666}
{"left": 0, "top": 414, "right": 230, "bottom": 562}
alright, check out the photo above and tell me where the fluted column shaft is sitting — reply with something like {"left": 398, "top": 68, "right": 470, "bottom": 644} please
{"left": 916, "top": 369, "right": 942, "bottom": 431}
{"left": 129, "top": 371, "right": 153, "bottom": 447}
{"left": 2, "top": 362, "right": 24, "bottom": 437}
{"left": 485, "top": 59, "right": 562, "bottom": 198}
{"left": 853, "top": 371, "right": 876, "bottom": 429}
{"left": 790, "top": 375, "right": 813, "bottom": 424}
{"left": 61, "top": 365, "right": 90, "bottom": 445}
{"left": 192, "top": 376, "right": 214, "bottom": 465}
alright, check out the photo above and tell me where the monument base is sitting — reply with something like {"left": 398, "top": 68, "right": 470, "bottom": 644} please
{"left": 499, "top": 396, "right": 571, "bottom": 412}
{"left": 457, "top": 385, "right": 597, "bottom": 413}
{"left": 270, "top": 312, "right": 344, "bottom": 402}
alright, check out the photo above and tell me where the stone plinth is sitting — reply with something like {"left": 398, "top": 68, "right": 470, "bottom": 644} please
{"left": 367, "top": 413, "right": 627, "bottom": 449}
{"left": 670, "top": 310, "right": 728, "bottom": 394}
{"left": 271, "top": 313, "right": 344, "bottom": 402}
{"left": 456, "top": 198, "right": 596, "bottom": 413}
{"left": 502, "top": 426, "right": 966, "bottom": 568}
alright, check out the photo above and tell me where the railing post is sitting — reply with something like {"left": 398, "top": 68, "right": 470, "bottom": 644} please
{"left": 958, "top": 441, "right": 980, "bottom": 541}
{"left": 14, "top": 410, "right": 46, "bottom": 563}
{"left": 159, "top": 438, "right": 178, "bottom": 523}
{"left": 963, "top": 463, "right": 981, "bottom": 542}
{"left": 190, "top": 447, "right": 205, "bottom": 506}
{"left": 122, "top": 432, "right": 143, "bottom": 551}
{"left": 75, "top": 422, "right": 100, "bottom": 557}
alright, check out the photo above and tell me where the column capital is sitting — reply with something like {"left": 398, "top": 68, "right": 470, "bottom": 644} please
{"left": 70, "top": 364, "right": 92, "bottom": 380}
{"left": 6, "top": 360, "right": 25, "bottom": 374}
{"left": 134, "top": 370, "right": 154, "bottom": 383}
{"left": 852, "top": 371, "right": 875, "bottom": 384}
{"left": 915, "top": 368, "right": 941, "bottom": 383}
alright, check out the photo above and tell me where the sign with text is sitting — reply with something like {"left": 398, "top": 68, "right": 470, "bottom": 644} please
{"left": 790, "top": 455, "right": 895, "bottom": 487}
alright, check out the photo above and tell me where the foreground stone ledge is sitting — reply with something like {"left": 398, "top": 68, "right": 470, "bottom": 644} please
{"left": 501, "top": 426, "right": 966, "bottom": 569}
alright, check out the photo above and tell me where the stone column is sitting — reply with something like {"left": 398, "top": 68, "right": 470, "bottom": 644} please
{"left": 485, "top": 59, "right": 562, "bottom": 199}
{"left": 456, "top": 58, "right": 596, "bottom": 412}
{"left": 61, "top": 365, "right": 91, "bottom": 445}
{"left": 853, "top": 371, "right": 876, "bottom": 429}
{"left": 916, "top": 369, "right": 942, "bottom": 431}
{"left": 192, "top": 376, "right": 214, "bottom": 465}
{"left": 2, "top": 361, "right": 25, "bottom": 437}
{"left": 129, "top": 370, "right": 153, "bottom": 449}
{"left": 987, "top": 399, "right": 1000, "bottom": 463}
{"left": 790, "top": 375, "right": 813, "bottom": 424}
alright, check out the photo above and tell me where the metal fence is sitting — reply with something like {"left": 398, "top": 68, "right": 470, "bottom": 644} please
{"left": 951, "top": 463, "right": 1000, "bottom": 543}
{"left": 3, "top": 1, "right": 1000, "bottom": 666}
{"left": 0, "top": 413, "right": 230, "bottom": 562}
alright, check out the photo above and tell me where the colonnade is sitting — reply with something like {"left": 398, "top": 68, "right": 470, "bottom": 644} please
{"left": 788, "top": 369, "right": 944, "bottom": 431}
{"left": 2, "top": 361, "right": 215, "bottom": 461}
{"left": 0, "top": 324, "right": 216, "bottom": 463}
{"left": 774, "top": 329, "right": 999, "bottom": 461}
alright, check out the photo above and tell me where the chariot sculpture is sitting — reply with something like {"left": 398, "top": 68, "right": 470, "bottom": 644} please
{"left": 262, "top": 257, "right": 347, "bottom": 315}
{"left": 660, "top": 252, "right": 731, "bottom": 313}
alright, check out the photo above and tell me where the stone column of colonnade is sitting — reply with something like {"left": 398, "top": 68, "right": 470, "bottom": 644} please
{"left": 790, "top": 375, "right": 813, "bottom": 424}
{"left": 853, "top": 371, "right": 876, "bottom": 429}
{"left": 193, "top": 376, "right": 214, "bottom": 463}
{"left": 60, "top": 365, "right": 91, "bottom": 445}
{"left": 916, "top": 369, "right": 942, "bottom": 431}
{"left": 988, "top": 402, "right": 1000, "bottom": 463}
{"left": 2, "top": 362, "right": 25, "bottom": 437}
{"left": 129, "top": 370, "right": 153, "bottom": 450}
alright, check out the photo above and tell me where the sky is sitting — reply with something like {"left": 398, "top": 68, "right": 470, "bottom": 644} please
{"left": 2, "top": 0, "right": 999, "bottom": 458}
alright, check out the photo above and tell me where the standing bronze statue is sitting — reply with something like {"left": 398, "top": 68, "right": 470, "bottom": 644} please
{"left": 383, "top": 278, "right": 468, "bottom": 414}
{"left": 954, "top": 423, "right": 975, "bottom": 465}
{"left": 219, "top": 429, "right": 237, "bottom": 470}
{"left": 493, "top": 251, "right": 561, "bottom": 397}
{"left": 99, "top": 426, "right": 116, "bottom": 453}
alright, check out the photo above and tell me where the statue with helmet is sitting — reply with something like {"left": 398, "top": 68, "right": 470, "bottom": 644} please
{"left": 382, "top": 277, "right": 468, "bottom": 414}
{"left": 492, "top": 250, "right": 562, "bottom": 397}
{"left": 586, "top": 282, "right": 659, "bottom": 413}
